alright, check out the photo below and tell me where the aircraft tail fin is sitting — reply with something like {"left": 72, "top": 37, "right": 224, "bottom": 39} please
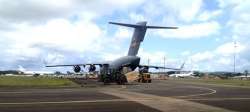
{"left": 110, "top": 21, "right": 177, "bottom": 56}
{"left": 179, "top": 61, "right": 185, "bottom": 70}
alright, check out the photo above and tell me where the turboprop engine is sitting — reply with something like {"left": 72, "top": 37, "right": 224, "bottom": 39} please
{"left": 89, "top": 65, "right": 96, "bottom": 72}
{"left": 73, "top": 65, "right": 81, "bottom": 73}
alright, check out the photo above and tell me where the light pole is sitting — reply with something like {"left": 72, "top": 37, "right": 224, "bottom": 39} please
{"left": 163, "top": 56, "right": 166, "bottom": 73}
{"left": 147, "top": 58, "right": 150, "bottom": 66}
{"left": 233, "top": 41, "right": 237, "bottom": 73}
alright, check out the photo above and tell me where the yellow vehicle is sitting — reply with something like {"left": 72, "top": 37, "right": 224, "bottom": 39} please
{"left": 138, "top": 73, "right": 152, "bottom": 83}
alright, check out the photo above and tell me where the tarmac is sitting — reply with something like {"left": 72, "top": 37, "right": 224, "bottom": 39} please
{"left": 0, "top": 79, "right": 250, "bottom": 112}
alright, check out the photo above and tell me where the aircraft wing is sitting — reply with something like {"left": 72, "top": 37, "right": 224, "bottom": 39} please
{"left": 46, "top": 63, "right": 109, "bottom": 67}
{"left": 139, "top": 65, "right": 181, "bottom": 70}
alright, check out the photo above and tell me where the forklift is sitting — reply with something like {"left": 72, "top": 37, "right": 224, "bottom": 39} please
{"left": 138, "top": 66, "right": 152, "bottom": 83}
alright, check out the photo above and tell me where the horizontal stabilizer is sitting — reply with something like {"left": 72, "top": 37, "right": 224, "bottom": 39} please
{"left": 109, "top": 22, "right": 140, "bottom": 28}
{"left": 146, "top": 26, "right": 178, "bottom": 29}
{"left": 109, "top": 21, "right": 178, "bottom": 29}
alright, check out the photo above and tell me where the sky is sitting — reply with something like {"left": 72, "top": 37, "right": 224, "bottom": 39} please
{"left": 0, "top": 0, "right": 249, "bottom": 72}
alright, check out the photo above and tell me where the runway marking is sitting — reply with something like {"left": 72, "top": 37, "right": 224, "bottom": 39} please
{"left": 185, "top": 97, "right": 250, "bottom": 101}
{"left": 121, "top": 83, "right": 217, "bottom": 98}
{"left": 102, "top": 89, "right": 234, "bottom": 112}
{"left": 0, "top": 89, "right": 85, "bottom": 94}
{"left": 0, "top": 91, "right": 29, "bottom": 94}
{"left": 123, "top": 84, "right": 217, "bottom": 98}
{"left": 0, "top": 98, "right": 153, "bottom": 105}
{"left": 175, "top": 86, "right": 217, "bottom": 98}
{"left": 169, "top": 80, "right": 250, "bottom": 89}
{"left": 0, "top": 91, "right": 74, "bottom": 94}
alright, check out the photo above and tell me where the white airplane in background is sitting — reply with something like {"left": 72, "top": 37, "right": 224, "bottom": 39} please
{"left": 18, "top": 66, "right": 53, "bottom": 75}
{"left": 169, "top": 71, "right": 194, "bottom": 78}
{"left": 168, "top": 62, "right": 195, "bottom": 78}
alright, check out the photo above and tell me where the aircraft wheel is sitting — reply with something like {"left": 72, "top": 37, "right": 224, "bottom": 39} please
{"left": 98, "top": 74, "right": 104, "bottom": 82}
{"left": 103, "top": 78, "right": 110, "bottom": 85}
{"left": 116, "top": 73, "right": 127, "bottom": 85}
{"left": 148, "top": 80, "right": 152, "bottom": 83}
{"left": 116, "top": 77, "right": 123, "bottom": 85}
{"left": 103, "top": 75, "right": 111, "bottom": 85}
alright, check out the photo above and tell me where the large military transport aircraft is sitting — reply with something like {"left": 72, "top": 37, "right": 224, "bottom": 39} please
{"left": 46, "top": 21, "right": 179, "bottom": 84}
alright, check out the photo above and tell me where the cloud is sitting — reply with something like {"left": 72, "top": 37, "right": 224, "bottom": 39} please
{"left": 129, "top": 13, "right": 146, "bottom": 22}
{"left": 205, "top": 0, "right": 250, "bottom": 72}
{"left": 218, "top": 0, "right": 244, "bottom": 8}
{"left": 101, "top": 52, "right": 126, "bottom": 61}
{"left": 0, "top": 0, "right": 249, "bottom": 72}
{"left": 215, "top": 42, "right": 246, "bottom": 56}
{"left": 0, "top": 0, "right": 76, "bottom": 23}
{"left": 181, "top": 51, "right": 191, "bottom": 56}
{"left": 159, "top": 0, "right": 203, "bottom": 22}
{"left": 198, "top": 10, "right": 222, "bottom": 21}
{"left": 187, "top": 41, "right": 249, "bottom": 72}
{"left": 114, "top": 27, "right": 132, "bottom": 40}
{"left": 190, "top": 51, "right": 214, "bottom": 63}
{"left": 156, "top": 21, "right": 221, "bottom": 39}
{"left": 0, "top": 0, "right": 147, "bottom": 70}
{"left": 0, "top": 17, "right": 111, "bottom": 70}
{"left": 138, "top": 49, "right": 167, "bottom": 65}
{"left": 0, "top": 0, "right": 145, "bottom": 31}
{"left": 5, "top": 18, "right": 106, "bottom": 52}
{"left": 226, "top": 1, "right": 250, "bottom": 40}
{"left": 137, "top": 49, "right": 183, "bottom": 68}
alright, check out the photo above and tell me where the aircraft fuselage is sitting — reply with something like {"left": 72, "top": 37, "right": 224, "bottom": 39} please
{"left": 109, "top": 56, "right": 140, "bottom": 70}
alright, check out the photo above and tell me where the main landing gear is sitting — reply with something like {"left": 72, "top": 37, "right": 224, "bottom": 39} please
{"left": 99, "top": 72, "right": 127, "bottom": 85}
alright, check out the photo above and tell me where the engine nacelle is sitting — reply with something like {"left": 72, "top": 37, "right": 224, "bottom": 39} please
{"left": 73, "top": 65, "right": 81, "bottom": 73}
{"left": 89, "top": 65, "right": 96, "bottom": 72}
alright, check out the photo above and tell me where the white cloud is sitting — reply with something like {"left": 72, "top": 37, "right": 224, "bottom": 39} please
{"left": 114, "top": 27, "right": 132, "bottom": 40}
{"left": 218, "top": 0, "right": 244, "bottom": 8}
{"left": 178, "top": 0, "right": 203, "bottom": 22}
{"left": 0, "top": 16, "right": 113, "bottom": 70}
{"left": 198, "top": 10, "right": 222, "bottom": 21}
{"left": 0, "top": 0, "right": 147, "bottom": 70}
{"left": 104, "top": 0, "right": 144, "bottom": 9}
{"left": 128, "top": 0, "right": 204, "bottom": 24}
{"left": 45, "top": 53, "right": 65, "bottom": 65}
{"left": 0, "top": 0, "right": 145, "bottom": 28}
{"left": 160, "top": 0, "right": 203, "bottom": 22}
{"left": 187, "top": 41, "right": 249, "bottom": 72}
{"left": 181, "top": 51, "right": 191, "bottom": 56}
{"left": 0, "top": 0, "right": 75, "bottom": 23}
{"left": 190, "top": 51, "right": 214, "bottom": 63}
{"left": 101, "top": 52, "right": 125, "bottom": 61}
{"left": 226, "top": 0, "right": 250, "bottom": 38}
{"left": 211, "top": 0, "right": 250, "bottom": 72}
{"left": 216, "top": 57, "right": 231, "bottom": 65}
{"left": 215, "top": 42, "right": 246, "bottom": 56}
{"left": 5, "top": 18, "right": 105, "bottom": 53}
{"left": 129, "top": 13, "right": 146, "bottom": 22}
{"left": 137, "top": 49, "right": 182, "bottom": 68}
{"left": 138, "top": 49, "right": 167, "bottom": 65}
{"left": 0, "top": 0, "right": 249, "bottom": 72}
{"left": 156, "top": 21, "right": 221, "bottom": 39}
